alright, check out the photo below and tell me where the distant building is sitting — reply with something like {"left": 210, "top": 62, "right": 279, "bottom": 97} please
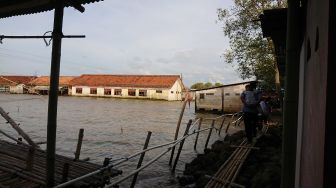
{"left": 29, "top": 76, "right": 76, "bottom": 95}
{"left": 0, "top": 76, "right": 36, "bottom": 94}
{"left": 69, "top": 74, "right": 184, "bottom": 101}
{"left": 194, "top": 81, "right": 254, "bottom": 113}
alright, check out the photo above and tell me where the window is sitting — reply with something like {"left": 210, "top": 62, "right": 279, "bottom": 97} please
{"left": 225, "top": 93, "right": 230, "bottom": 96}
{"left": 114, "top": 89, "right": 122, "bottom": 96}
{"left": 235, "top": 93, "right": 240, "bottom": 96}
{"left": 156, "top": 90, "right": 162, "bottom": 93}
{"left": 206, "top": 93, "right": 214, "bottom": 96}
{"left": 171, "top": 91, "right": 174, "bottom": 94}
{"left": 139, "top": 90, "right": 147, "bottom": 96}
{"left": 76, "top": 88, "right": 82, "bottom": 94}
{"left": 128, "top": 89, "right": 136, "bottom": 96}
{"left": 90, "top": 88, "right": 97, "bottom": 94}
{"left": 200, "top": 93, "right": 205, "bottom": 99}
{"left": 104, "top": 88, "right": 111, "bottom": 95}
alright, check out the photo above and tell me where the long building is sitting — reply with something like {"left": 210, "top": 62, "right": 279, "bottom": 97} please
{"left": 0, "top": 75, "right": 36, "bottom": 94}
{"left": 69, "top": 74, "right": 185, "bottom": 101}
{"left": 194, "top": 81, "right": 254, "bottom": 113}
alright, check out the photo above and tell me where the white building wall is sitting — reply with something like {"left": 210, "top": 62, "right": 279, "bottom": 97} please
{"left": 70, "top": 86, "right": 179, "bottom": 101}
{"left": 168, "top": 80, "right": 183, "bottom": 101}
{"left": 196, "top": 88, "right": 223, "bottom": 110}
{"left": 196, "top": 83, "right": 249, "bottom": 113}
{"left": 9, "top": 84, "right": 24, "bottom": 94}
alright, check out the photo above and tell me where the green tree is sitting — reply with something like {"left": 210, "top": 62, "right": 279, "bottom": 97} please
{"left": 217, "top": 0, "right": 286, "bottom": 90}
{"left": 204, "top": 82, "right": 213, "bottom": 88}
{"left": 190, "top": 82, "right": 205, "bottom": 90}
{"left": 214, "top": 82, "right": 223, "bottom": 87}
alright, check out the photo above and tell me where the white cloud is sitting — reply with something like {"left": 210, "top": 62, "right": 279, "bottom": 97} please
{"left": 0, "top": 0, "right": 244, "bottom": 86}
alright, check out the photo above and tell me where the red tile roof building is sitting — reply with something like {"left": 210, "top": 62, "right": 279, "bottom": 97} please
{"left": 0, "top": 76, "right": 37, "bottom": 93}
{"left": 69, "top": 74, "right": 185, "bottom": 101}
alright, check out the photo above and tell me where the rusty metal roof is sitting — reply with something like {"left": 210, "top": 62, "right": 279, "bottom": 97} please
{"left": 0, "top": 0, "right": 103, "bottom": 19}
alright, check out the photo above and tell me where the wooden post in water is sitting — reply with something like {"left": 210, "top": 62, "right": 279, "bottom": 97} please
{"left": 62, "top": 163, "right": 70, "bottom": 183}
{"left": 193, "top": 118, "right": 203, "bottom": 150}
{"left": 218, "top": 117, "right": 226, "bottom": 136}
{"left": 169, "top": 99, "right": 188, "bottom": 166}
{"left": 172, "top": 120, "right": 192, "bottom": 173}
{"left": 26, "top": 146, "right": 35, "bottom": 171}
{"left": 130, "top": 131, "right": 152, "bottom": 188}
{"left": 204, "top": 120, "right": 215, "bottom": 150}
{"left": 74, "top": 128, "right": 84, "bottom": 161}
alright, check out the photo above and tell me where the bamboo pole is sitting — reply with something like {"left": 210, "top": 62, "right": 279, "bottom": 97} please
{"left": 169, "top": 99, "right": 188, "bottom": 166}
{"left": 0, "top": 107, "right": 36, "bottom": 147}
{"left": 74, "top": 129, "right": 84, "bottom": 161}
{"left": 130, "top": 131, "right": 152, "bottom": 188}
{"left": 172, "top": 120, "right": 192, "bottom": 173}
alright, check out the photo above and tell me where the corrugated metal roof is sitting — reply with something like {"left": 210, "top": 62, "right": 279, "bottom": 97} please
{"left": 69, "top": 74, "right": 181, "bottom": 89}
{"left": 193, "top": 81, "right": 255, "bottom": 92}
{"left": 0, "top": 0, "right": 103, "bottom": 19}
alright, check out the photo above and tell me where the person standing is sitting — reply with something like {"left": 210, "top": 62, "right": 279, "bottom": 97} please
{"left": 241, "top": 83, "right": 259, "bottom": 143}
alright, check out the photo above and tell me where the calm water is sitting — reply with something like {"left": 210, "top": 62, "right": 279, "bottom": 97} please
{"left": 0, "top": 94, "right": 241, "bottom": 187}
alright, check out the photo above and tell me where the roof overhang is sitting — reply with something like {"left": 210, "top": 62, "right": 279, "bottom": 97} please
{"left": 0, "top": 0, "right": 103, "bottom": 19}
{"left": 259, "top": 8, "right": 287, "bottom": 77}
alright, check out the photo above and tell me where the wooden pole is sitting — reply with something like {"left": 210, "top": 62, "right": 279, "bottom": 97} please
{"left": 130, "top": 131, "right": 152, "bottom": 188}
{"left": 218, "top": 117, "right": 226, "bottom": 136}
{"left": 172, "top": 120, "right": 192, "bottom": 173}
{"left": 62, "top": 163, "right": 70, "bottom": 183}
{"left": 26, "top": 146, "right": 35, "bottom": 171}
{"left": 46, "top": 0, "right": 65, "bottom": 186}
{"left": 74, "top": 128, "right": 84, "bottom": 161}
{"left": 221, "top": 88, "right": 224, "bottom": 114}
{"left": 169, "top": 99, "right": 188, "bottom": 166}
{"left": 0, "top": 107, "right": 37, "bottom": 147}
{"left": 204, "top": 120, "right": 215, "bottom": 150}
{"left": 193, "top": 117, "right": 203, "bottom": 150}
{"left": 281, "top": 0, "right": 301, "bottom": 187}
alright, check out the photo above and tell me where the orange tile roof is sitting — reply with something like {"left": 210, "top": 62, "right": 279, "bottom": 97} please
{"left": 29, "top": 76, "right": 76, "bottom": 86}
{"left": 69, "top": 74, "right": 181, "bottom": 88}
{"left": 0, "top": 76, "right": 37, "bottom": 86}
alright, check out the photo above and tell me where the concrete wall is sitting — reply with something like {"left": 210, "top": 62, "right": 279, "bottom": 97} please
{"left": 70, "top": 86, "right": 182, "bottom": 101}
{"left": 195, "top": 83, "right": 248, "bottom": 113}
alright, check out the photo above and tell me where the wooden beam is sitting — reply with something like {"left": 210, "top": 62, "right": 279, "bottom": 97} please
{"left": 0, "top": 107, "right": 37, "bottom": 147}
{"left": 46, "top": 0, "right": 65, "bottom": 186}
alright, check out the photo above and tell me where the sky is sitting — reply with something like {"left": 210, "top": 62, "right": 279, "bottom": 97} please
{"left": 0, "top": 0, "right": 246, "bottom": 87}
